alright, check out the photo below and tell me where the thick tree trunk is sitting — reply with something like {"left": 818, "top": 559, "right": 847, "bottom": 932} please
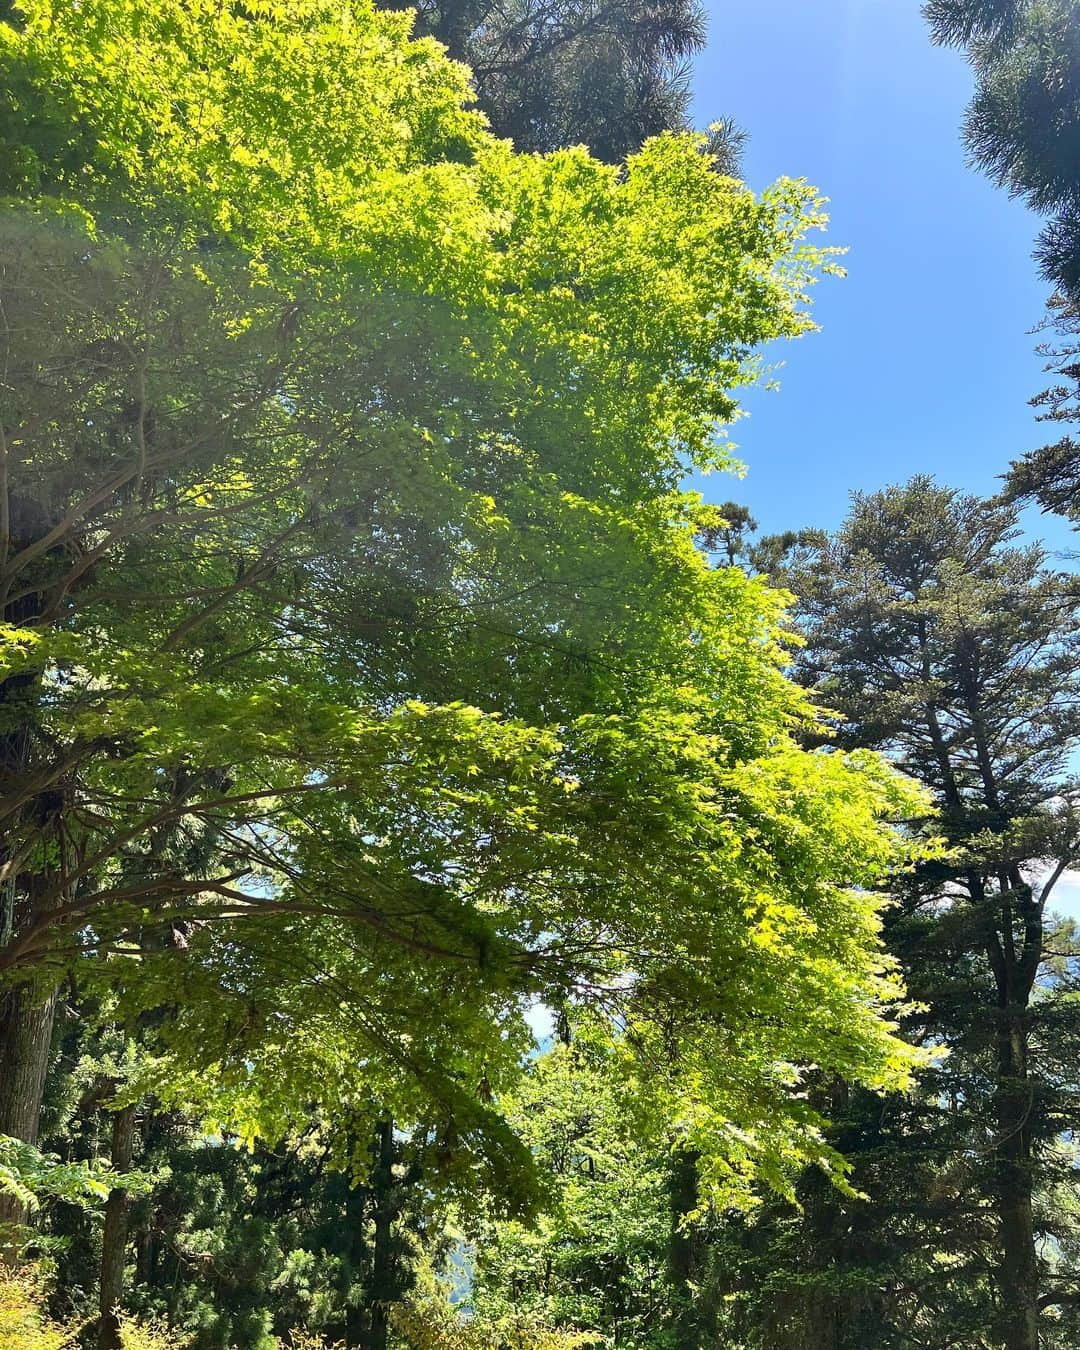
{"left": 0, "top": 664, "right": 66, "bottom": 1237}
{"left": 995, "top": 1004, "right": 1040, "bottom": 1350}
{"left": 98, "top": 1102, "right": 137, "bottom": 1350}
{"left": 0, "top": 981, "right": 56, "bottom": 1140}
{"left": 0, "top": 979, "right": 58, "bottom": 1234}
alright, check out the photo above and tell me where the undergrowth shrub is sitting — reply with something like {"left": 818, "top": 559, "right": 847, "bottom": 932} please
{"left": 0, "top": 1267, "right": 186, "bottom": 1350}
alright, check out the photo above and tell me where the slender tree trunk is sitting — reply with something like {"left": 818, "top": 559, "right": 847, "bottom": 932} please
{"left": 135, "top": 1227, "right": 154, "bottom": 1287}
{"left": 964, "top": 675, "right": 1043, "bottom": 1349}
{"left": 343, "top": 1173, "right": 367, "bottom": 1349}
{"left": 668, "top": 1146, "right": 702, "bottom": 1349}
{"left": 368, "top": 1118, "right": 395, "bottom": 1350}
{"left": 995, "top": 1002, "right": 1040, "bottom": 1350}
{"left": 98, "top": 1102, "right": 137, "bottom": 1350}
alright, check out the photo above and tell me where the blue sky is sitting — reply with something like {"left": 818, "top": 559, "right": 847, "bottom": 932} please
{"left": 686, "top": 0, "right": 1076, "bottom": 560}
{"left": 684, "top": 0, "right": 1080, "bottom": 919}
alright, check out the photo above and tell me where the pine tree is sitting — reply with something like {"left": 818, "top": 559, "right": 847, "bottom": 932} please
{"left": 926, "top": 0, "right": 1080, "bottom": 303}
{"left": 721, "top": 479, "right": 1080, "bottom": 1349}
{"left": 37, "top": 1019, "right": 434, "bottom": 1350}
{"left": 924, "top": 3, "right": 1080, "bottom": 573}
{"left": 1006, "top": 296, "right": 1080, "bottom": 540}
{"left": 393, "top": 0, "right": 713, "bottom": 161}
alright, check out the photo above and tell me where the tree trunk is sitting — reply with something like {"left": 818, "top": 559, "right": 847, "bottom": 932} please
{"left": 98, "top": 1101, "right": 137, "bottom": 1350}
{"left": 0, "top": 979, "right": 58, "bottom": 1234}
{"left": 995, "top": 1003, "right": 1040, "bottom": 1350}
{"left": 343, "top": 1173, "right": 367, "bottom": 1349}
{"left": 135, "top": 1226, "right": 154, "bottom": 1287}
{"left": 0, "top": 671, "right": 67, "bottom": 1238}
{"left": 368, "top": 1118, "right": 395, "bottom": 1350}
{"left": 668, "top": 1146, "right": 702, "bottom": 1349}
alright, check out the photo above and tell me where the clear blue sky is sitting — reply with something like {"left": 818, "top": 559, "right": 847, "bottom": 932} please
{"left": 687, "top": 0, "right": 1076, "bottom": 558}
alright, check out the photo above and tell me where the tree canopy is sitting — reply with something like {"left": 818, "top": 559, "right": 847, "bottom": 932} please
{"left": 3, "top": 3, "right": 1078, "bottom": 1347}
{"left": 0, "top": 0, "right": 926, "bottom": 1230}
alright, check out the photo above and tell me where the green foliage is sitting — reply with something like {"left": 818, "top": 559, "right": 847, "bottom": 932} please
{"left": 34, "top": 1008, "right": 424, "bottom": 1350}
{"left": 0, "top": 7, "right": 950, "bottom": 1345}
{"left": 116, "top": 1316, "right": 188, "bottom": 1350}
{"left": 466, "top": 1040, "right": 675, "bottom": 1346}
{"left": 926, "top": 3, "right": 1080, "bottom": 557}
{"left": 105, "top": 700, "right": 928, "bottom": 1216}
{"left": 393, "top": 1285, "right": 596, "bottom": 1348}
{"left": 0, "top": 0, "right": 924, "bottom": 1219}
{"left": 0, "top": 1268, "right": 72, "bottom": 1350}
{"left": 0, "top": 1264, "right": 187, "bottom": 1350}
{"left": 0, "top": 1135, "right": 114, "bottom": 1215}
{"left": 1006, "top": 295, "right": 1080, "bottom": 534}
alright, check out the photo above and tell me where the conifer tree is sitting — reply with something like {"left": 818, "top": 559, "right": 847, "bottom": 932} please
{"left": 927, "top": 0, "right": 1080, "bottom": 302}
{"left": 925, "top": 3, "right": 1080, "bottom": 556}
{"left": 1006, "top": 297, "right": 1080, "bottom": 539}
{"left": 396, "top": 0, "right": 711, "bottom": 160}
{"left": 719, "top": 479, "right": 1080, "bottom": 1350}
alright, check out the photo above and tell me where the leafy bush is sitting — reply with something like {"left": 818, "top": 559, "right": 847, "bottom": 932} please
{"left": 117, "top": 1314, "right": 190, "bottom": 1350}
{"left": 0, "top": 1267, "right": 188, "bottom": 1350}
{"left": 392, "top": 1291, "right": 597, "bottom": 1348}
{"left": 0, "top": 1268, "right": 72, "bottom": 1350}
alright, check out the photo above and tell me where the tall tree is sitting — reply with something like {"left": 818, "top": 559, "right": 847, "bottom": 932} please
{"left": 0, "top": 0, "right": 924, "bottom": 1251}
{"left": 0, "top": 0, "right": 789, "bottom": 1137}
{"left": 925, "top": 3, "right": 1080, "bottom": 554}
{"left": 734, "top": 478, "right": 1080, "bottom": 1349}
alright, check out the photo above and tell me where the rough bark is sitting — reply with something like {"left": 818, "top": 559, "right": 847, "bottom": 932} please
{"left": 0, "top": 643, "right": 66, "bottom": 1233}
{"left": 996, "top": 1003, "right": 1040, "bottom": 1350}
{"left": 98, "top": 1101, "right": 137, "bottom": 1350}
{"left": 0, "top": 979, "right": 58, "bottom": 1233}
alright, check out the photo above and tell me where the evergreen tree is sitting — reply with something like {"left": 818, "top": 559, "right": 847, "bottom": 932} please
{"left": 37, "top": 1012, "right": 433, "bottom": 1350}
{"left": 1006, "top": 296, "right": 1080, "bottom": 540}
{"left": 716, "top": 479, "right": 1080, "bottom": 1349}
{"left": 925, "top": 3, "right": 1080, "bottom": 567}
{"left": 395, "top": 0, "right": 712, "bottom": 161}
{"left": 926, "top": 0, "right": 1080, "bottom": 302}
